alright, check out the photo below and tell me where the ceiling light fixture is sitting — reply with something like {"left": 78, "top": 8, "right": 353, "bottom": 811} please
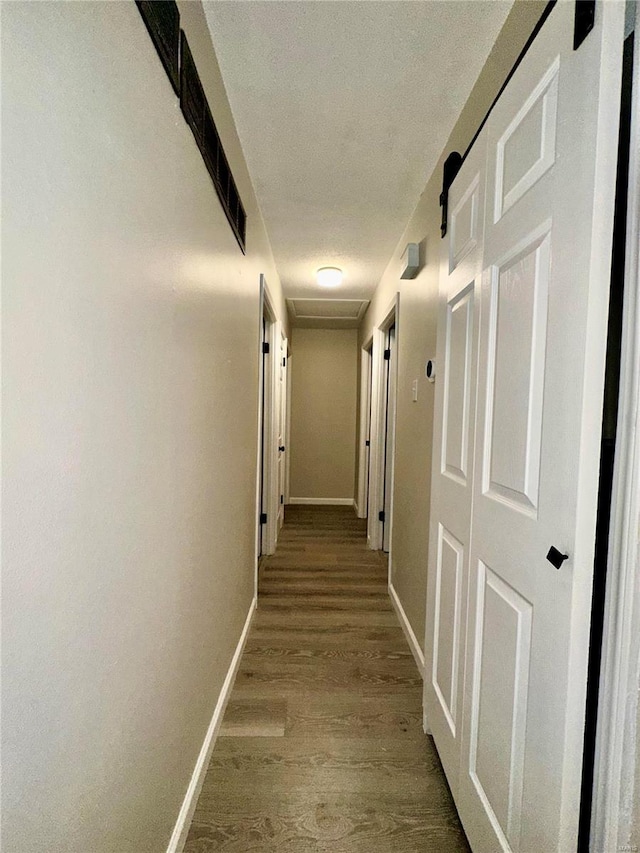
{"left": 316, "top": 267, "right": 343, "bottom": 288}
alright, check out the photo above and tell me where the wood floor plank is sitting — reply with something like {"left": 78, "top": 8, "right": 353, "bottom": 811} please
{"left": 243, "top": 645, "right": 412, "bottom": 663}
{"left": 183, "top": 505, "right": 469, "bottom": 853}
{"left": 219, "top": 699, "right": 288, "bottom": 737}
{"left": 284, "top": 695, "right": 424, "bottom": 738}
{"left": 186, "top": 794, "right": 468, "bottom": 853}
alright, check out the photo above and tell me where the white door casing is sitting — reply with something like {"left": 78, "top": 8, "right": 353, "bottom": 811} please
{"left": 258, "top": 275, "right": 281, "bottom": 557}
{"left": 423, "top": 138, "right": 485, "bottom": 797}
{"left": 277, "top": 331, "right": 287, "bottom": 531}
{"left": 367, "top": 296, "right": 398, "bottom": 552}
{"left": 356, "top": 343, "right": 373, "bottom": 519}
{"left": 424, "top": 3, "right": 624, "bottom": 852}
{"left": 285, "top": 350, "right": 292, "bottom": 505}
{"left": 382, "top": 325, "right": 397, "bottom": 553}
{"left": 367, "top": 329, "right": 385, "bottom": 549}
{"left": 591, "top": 3, "right": 640, "bottom": 848}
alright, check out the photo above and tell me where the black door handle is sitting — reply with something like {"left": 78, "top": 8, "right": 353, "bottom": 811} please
{"left": 546, "top": 546, "right": 569, "bottom": 570}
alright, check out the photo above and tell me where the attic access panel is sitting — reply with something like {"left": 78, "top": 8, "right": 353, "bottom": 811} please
{"left": 287, "top": 299, "right": 370, "bottom": 328}
{"left": 136, "top": 1, "right": 180, "bottom": 95}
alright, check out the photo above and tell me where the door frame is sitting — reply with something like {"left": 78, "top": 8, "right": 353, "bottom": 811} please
{"left": 381, "top": 323, "right": 397, "bottom": 554}
{"left": 591, "top": 10, "right": 640, "bottom": 848}
{"left": 367, "top": 294, "right": 399, "bottom": 554}
{"left": 284, "top": 347, "right": 292, "bottom": 506}
{"left": 356, "top": 337, "right": 373, "bottom": 519}
{"left": 257, "top": 274, "right": 280, "bottom": 561}
{"left": 276, "top": 326, "right": 288, "bottom": 532}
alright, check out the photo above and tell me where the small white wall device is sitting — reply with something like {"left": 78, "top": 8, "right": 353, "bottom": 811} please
{"left": 400, "top": 243, "right": 420, "bottom": 279}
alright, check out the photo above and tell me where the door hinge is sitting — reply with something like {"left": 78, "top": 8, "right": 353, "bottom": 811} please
{"left": 262, "top": 342, "right": 270, "bottom": 354}
{"left": 574, "top": 0, "right": 595, "bottom": 51}
{"left": 384, "top": 348, "right": 391, "bottom": 361}
{"left": 280, "top": 495, "right": 284, "bottom": 505}
{"left": 365, "top": 440, "right": 370, "bottom": 447}
{"left": 378, "top": 510, "right": 385, "bottom": 522}
{"left": 283, "top": 357, "right": 286, "bottom": 367}
{"left": 260, "top": 512, "right": 267, "bottom": 524}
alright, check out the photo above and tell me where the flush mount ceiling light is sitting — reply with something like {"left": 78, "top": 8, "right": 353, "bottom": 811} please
{"left": 316, "top": 267, "right": 343, "bottom": 288}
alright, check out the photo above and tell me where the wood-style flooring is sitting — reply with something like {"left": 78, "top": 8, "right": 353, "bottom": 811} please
{"left": 183, "top": 505, "right": 469, "bottom": 852}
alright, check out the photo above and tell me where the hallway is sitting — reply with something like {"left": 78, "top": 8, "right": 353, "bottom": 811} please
{"left": 183, "top": 506, "right": 469, "bottom": 852}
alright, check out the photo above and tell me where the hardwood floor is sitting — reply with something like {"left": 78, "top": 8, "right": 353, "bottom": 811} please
{"left": 183, "top": 505, "right": 469, "bottom": 852}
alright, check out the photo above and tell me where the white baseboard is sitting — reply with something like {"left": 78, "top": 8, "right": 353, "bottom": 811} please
{"left": 166, "top": 596, "right": 257, "bottom": 853}
{"left": 389, "top": 582, "right": 425, "bottom": 678}
{"left": 289, "top": 497, "right": 355, "bottom": 506}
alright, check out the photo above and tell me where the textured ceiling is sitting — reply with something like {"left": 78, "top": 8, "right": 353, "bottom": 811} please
{"left": 204, "top": 1, "right": 513, "bottom": 300}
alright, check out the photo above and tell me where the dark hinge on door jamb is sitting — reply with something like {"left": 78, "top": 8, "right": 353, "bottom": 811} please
{"left": 283, "top": 357, "right": 286, "bottom": 367}
{"left": 260, "top": 512, "right": 267, "bottom": 524}
{"left": 378, "top": 510, "right": 385, "bottom": 523}
{"left": 574, "top": 0, "right": 596, "bottom": 50}
{"left": 383, "top": 349, "right": 391, "bottom": 361}
{"left": 365, "top": 440, "right": 370, "bottom": 447}
{"left": 280, "top": 495, "right": 284, "bottom": 505}
{"left": 262, "top": 342, "right": 270, "bottom": 354}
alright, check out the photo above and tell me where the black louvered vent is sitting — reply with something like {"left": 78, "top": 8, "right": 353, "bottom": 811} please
{"left": 180, "top": 32, "right": 247, "bottom": 253}
{"left": 135, "top": 1, "right": 180, "bottom": 95}
{"left": 180, "top": 33, "right": 205, "bottom": 145}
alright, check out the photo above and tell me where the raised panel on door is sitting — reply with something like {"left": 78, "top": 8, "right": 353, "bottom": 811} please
{"left": 432, "top": 524, "right": 464, "bottom": 736}
{"left": 482, "top": 225, "right": 550, "bottom": 515}
{"left": 424, "top": 141, "right": 485, "bottom": 795}
{"left": 450, "top": 173, "right": 480, "bottom": 272}
{"left": 468, "top": 563, "right": 532, "bottom": 853}
{"left": 458, "top": 4, "right": 624, "bottom": 852}
{"left": 442, "top": 285, "right": 474, "bottom": 486}
{"left": 494, "top": 59, "right": 559, "bottom": 222}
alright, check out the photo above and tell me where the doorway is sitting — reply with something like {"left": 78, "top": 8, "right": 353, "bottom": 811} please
{"left": 276, "top": 328, "right": 288, "bottom": 532}
{"left": 257, "top": 275, "right": 281, "bottom": 559}
{"left": 381, "top": 324, "right": 397, "bottom": 553}
{"left": 356, "top": 340, "right": 373, "bottom": 519}
{"left": 367, "top": 296, "right": 399, "bottom": 556}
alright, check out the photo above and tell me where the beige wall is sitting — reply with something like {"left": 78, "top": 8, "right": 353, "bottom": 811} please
{"left": 634, "top": 704, "right": 640, "bottom": 849}
{"left": 290, "top": 328, "right": 358, "bottom": 501}
{"left": 1, "top": 3, "right": 286, "bottom": 852}
{"left": 358, "top": 0, "right": 547, "bottom": 649}
{"left": 631, "top": 694, "right": 640, "bottom": 849}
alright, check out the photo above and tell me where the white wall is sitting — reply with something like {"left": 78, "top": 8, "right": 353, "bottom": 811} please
{"left": 358, "top": 0, "right": 548, "bottom": 648}
{"left": 289, "top": 328, "right": 358, "bottom": 501}
{"left": 1, "top": 3, "right": 286, "bottom": 851}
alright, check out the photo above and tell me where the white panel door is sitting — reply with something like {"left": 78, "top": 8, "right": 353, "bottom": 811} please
{"left": 457, "top": 4, "right": 623, "bottom": 852}
{"left": 423, "top": 140, "right": 485, "bottom": 795}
